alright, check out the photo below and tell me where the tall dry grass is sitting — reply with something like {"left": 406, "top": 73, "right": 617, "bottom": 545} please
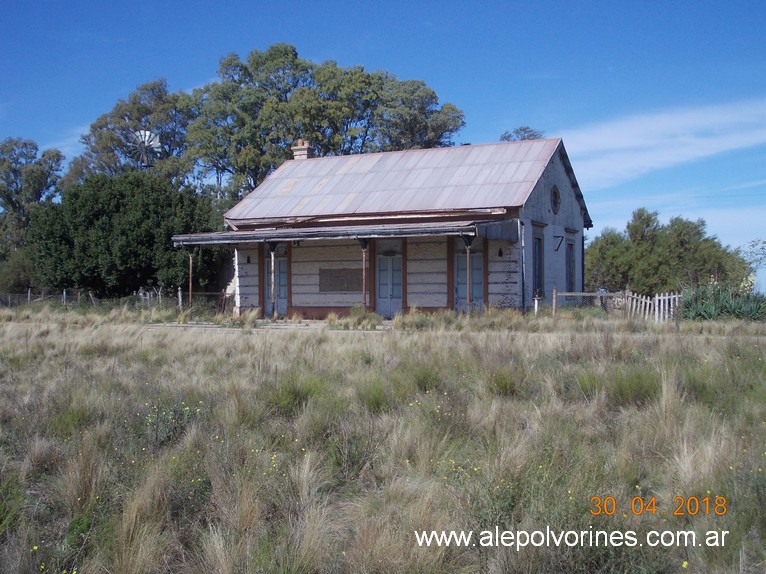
{"left": 0, "top": 309, "right": 764, "bottom": 572}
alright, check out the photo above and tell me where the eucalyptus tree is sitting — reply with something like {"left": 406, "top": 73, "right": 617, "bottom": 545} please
{"left": 500, "top": 126, "right": 545, "bottom": 142}
{"left": 186, "top": 43, "right": 465, "bottom": 196}
{"left": 293, "top": 61, "right": 384, "bottom": 155}
{"left": 373, "top": 76, "right": 464, "bottom": 151}
{"left": 186, "top": 45, "right": 308, "bottom": 194}
{"left": 0, "top": 137, "right": 63, "bottom": 255}
{"left": 64, "top": 43, "right": 464, "bottom": 199}
{"left": 64, "top": 79, "right": 197, "bottom": 188}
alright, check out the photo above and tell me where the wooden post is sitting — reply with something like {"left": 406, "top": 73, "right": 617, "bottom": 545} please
{"left": 268, "top": 242, "right": 277, "bottom": 318}
{"left": 465, "top": 243, "right": 472, "bottom": 313}
{"left": 362, "top": 248, "right": 367, "bottom": 310}
{"left": 359, "top": 239, "right": 369, "bottom": 311}
{"left": 188, "top": 252, "right": 193, "bottom": 307}
{"left": 461, "top": 235, "right": 474, "bottom": 314}
{"left": 178, "top": 286, "right": 182, "bottom": 311}
{"left": 552, "top": 288, "right": 557, "bottom": 316}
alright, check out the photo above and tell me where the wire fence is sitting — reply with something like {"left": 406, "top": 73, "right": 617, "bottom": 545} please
{"left": 0, "top": 288, "right": 232, "bottom": 314}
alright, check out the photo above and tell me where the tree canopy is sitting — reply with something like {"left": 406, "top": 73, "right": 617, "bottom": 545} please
{"left": 500, "top": 126, "right": 545, "bottom": 142}
{"left": 61, "top": 79, "right": 196, "bottom": 190}
{"left": 67, "top": 43, "right": 465, "bottom": 197}
{"left": 2, "top": 43, "right": 464, "bottom": 294}
{"left": 29, "top": 172, "right": 218, "bottom": 297}
{"left": 585, "top": 208, "right": 752, "bottom": 294}
{"left": 0, "top": 137, "right": 63, "bottom": 256}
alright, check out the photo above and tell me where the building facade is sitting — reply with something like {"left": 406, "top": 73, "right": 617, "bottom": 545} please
{"left": 174, "top": 139, "right": 591, "bottom": 318}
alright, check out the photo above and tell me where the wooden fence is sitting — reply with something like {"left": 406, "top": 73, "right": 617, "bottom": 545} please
{"left": 625, "top": 290, "right": 681, "bottom": 323}
{"left": 552, "top": 289, "right": 681, "bottom": 323}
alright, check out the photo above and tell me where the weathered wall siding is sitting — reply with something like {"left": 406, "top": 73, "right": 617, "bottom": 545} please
{"left": 291, "top": 240, "right": 368, "bottom": 307}
{"left": 235, "top": 247, "right": 260, "bottom": 310}
{"left": 407, "top": 238, "right": 448, "bottom": 308}
{"left": 487, "top": 239, "right": 521, "bottom": 307}
{"left": 235, "top": 233, "right": 528, "bottom": 312}
{"left": 520, "top": 153, "right": 585, "bottom": 303}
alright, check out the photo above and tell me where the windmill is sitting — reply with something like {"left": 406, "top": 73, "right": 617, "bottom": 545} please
{"left": 127, "top": 129, "right": 162, "bottom": 168}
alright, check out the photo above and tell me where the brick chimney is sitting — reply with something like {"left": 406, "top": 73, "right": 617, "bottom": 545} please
{"left": 291, "top": 139, "right": 315, "bottom": 160}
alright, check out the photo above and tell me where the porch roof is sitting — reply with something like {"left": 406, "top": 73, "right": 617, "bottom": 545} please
{"left": 173, "top": 218, "right": 514, "bottom": 247}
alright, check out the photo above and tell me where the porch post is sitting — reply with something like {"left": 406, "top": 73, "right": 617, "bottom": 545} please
{"left": 358, "top": 239, "right": 369, "bottom": 311}
{"left": 268, "top": 242, "right": 277, "bottom": 318}
{"left": 188, "top": 252, "right": 193, "bottom": 307}
{"left": 462, "top": 235, "right": 474, "bottom": 313}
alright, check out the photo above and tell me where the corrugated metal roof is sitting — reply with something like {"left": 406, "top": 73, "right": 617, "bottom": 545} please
{"left": 225, "top": 139, "right": 573, "bottom": 226}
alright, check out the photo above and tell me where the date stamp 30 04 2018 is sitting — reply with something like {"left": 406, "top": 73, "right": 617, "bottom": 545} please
{"left": 589, "top": 495, "right": 728, "bottom": 517}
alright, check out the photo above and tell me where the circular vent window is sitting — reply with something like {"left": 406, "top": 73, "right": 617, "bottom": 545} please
{"left": 550, "top": 186, "right": 561, "bottom": 214}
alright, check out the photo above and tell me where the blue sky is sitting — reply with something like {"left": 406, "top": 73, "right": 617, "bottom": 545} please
{"left": 2, "top": 0, "right": 765, "bottom": 289}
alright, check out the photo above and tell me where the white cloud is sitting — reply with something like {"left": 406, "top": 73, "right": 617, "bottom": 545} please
{"left": 560, "top": 98, "right": 766, "bottom": 189}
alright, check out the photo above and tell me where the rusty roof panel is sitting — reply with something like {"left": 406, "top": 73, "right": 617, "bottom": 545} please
{"left": 224, "top": 138, "right": 581, "bottom": 224}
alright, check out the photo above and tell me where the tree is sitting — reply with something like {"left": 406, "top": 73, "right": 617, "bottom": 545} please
{"left": 63, "top": 79, "right": 197, "bottom": 189}
{"left": 500, "top": 126, "right": 545, "bottom": 142}
{"left": 62, "top": 44, "right": 463, "bottom": 199}
{"left": 30, "top": 172, "right": 218, "bottom": 297}
{"left": 373, "top": 76, "right": 464, "bottom": 151}
{"left": 292, "top": 61, "right": 383, "bottom": 156}
{"left": 185, "top": 44, "right": 464, "bottom": 196}
{"left": 584, "top": 228, "right": 631, "bottom": 291}
{"left": 0, "top": 138, "right": 63, "bottom": 256}
{"left": 0, "top": 248, "right": 37, "bottom": 292}
{"left": 585, "top": 209, "right": 752, "bottom": 294}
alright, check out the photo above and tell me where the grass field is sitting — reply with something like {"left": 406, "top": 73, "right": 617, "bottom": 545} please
{"left": 0, "top": 307, "right": 764, "bottom": 573}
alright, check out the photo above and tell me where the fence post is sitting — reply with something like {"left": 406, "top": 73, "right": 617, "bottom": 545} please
{"left": 656, "top": 293, "right": 660, "bottom": 322}
{"left": 552, "top": 288, "right": 557, "bottom": 317}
